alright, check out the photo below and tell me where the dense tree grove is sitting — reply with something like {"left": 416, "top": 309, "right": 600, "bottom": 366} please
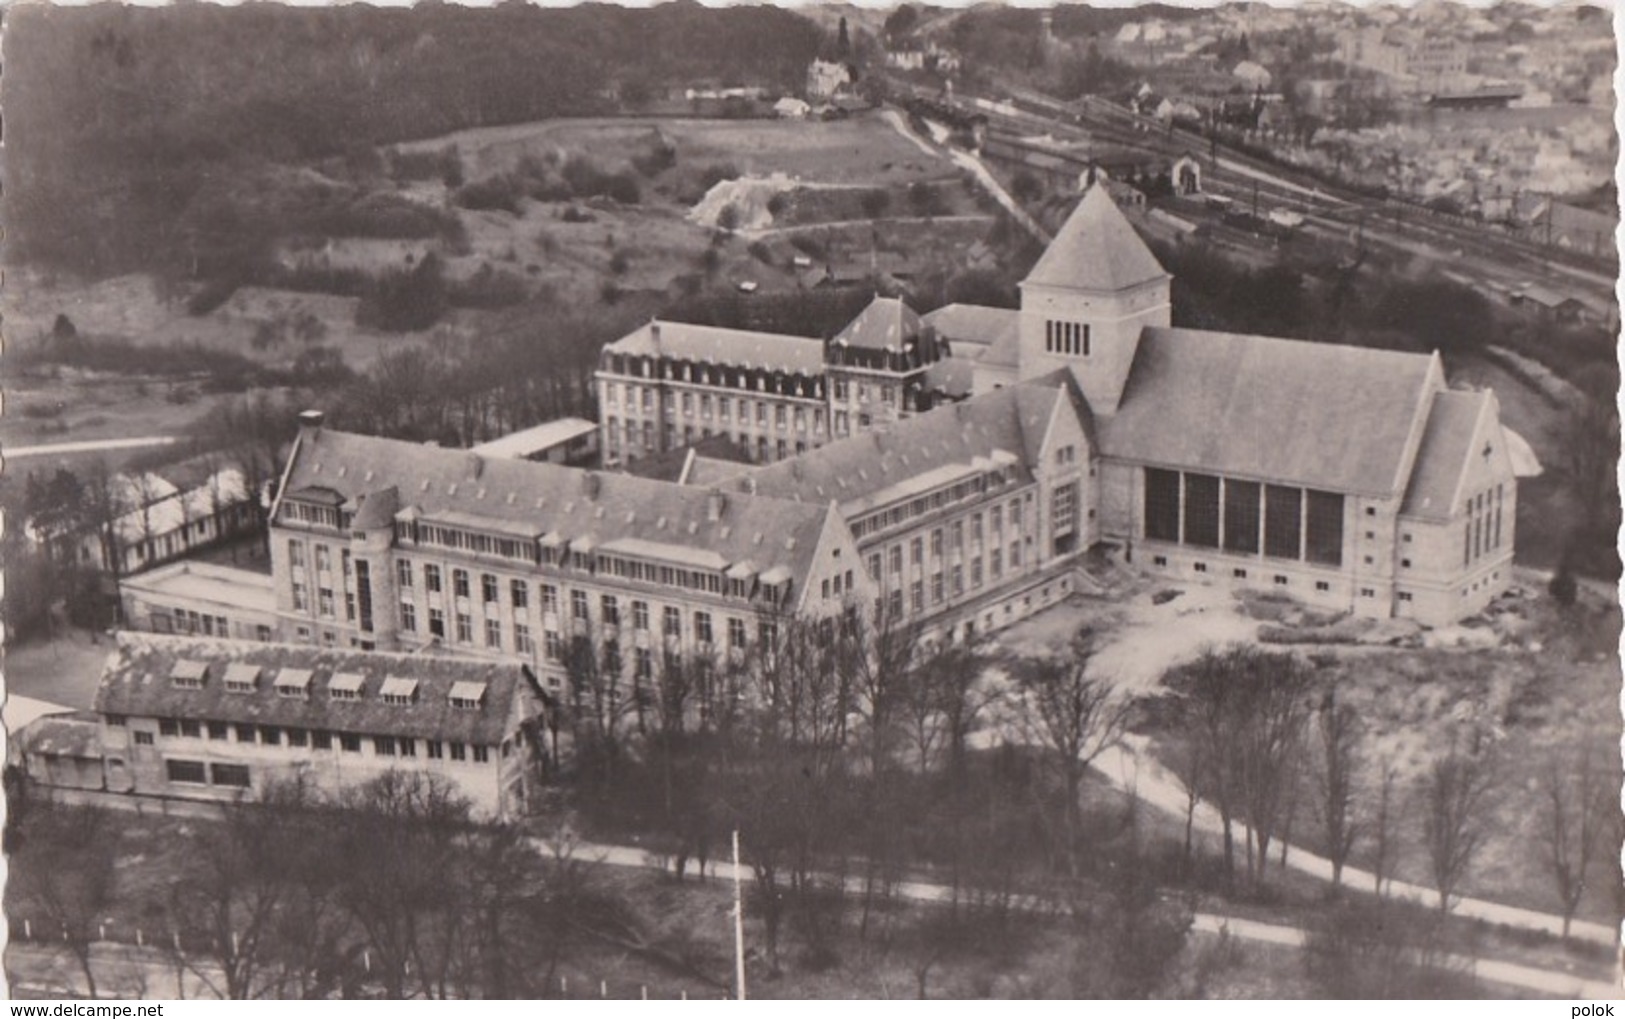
{"left": 5, "top": 2, "right": 824, "bottom": 278}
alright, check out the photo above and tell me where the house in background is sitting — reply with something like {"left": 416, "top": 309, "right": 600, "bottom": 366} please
{"left": 29, "top": 458, "right": 261, "bottom": 578}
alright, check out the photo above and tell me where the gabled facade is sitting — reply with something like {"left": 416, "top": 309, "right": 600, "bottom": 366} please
{"left": 268, "top": 419, "right": 869, "bottom": 691}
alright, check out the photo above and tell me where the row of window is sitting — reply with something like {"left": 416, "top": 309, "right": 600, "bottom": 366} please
{"left": 849, "top": 475, "right": 1025, "bottom": 542}
{"left": 1464, "top": 485, "right": 1506, "bottom": 568}
{"left": 136, "top": 717, "right": 494, "bottom": 762}
{"left": 1145, "top": 470, "right": 1344, "bottom": 566}
{"left": 601, "top": 357, "right": 823, "bottom": 400}
{"left": 1044, "top": 320, "right": 1091, "bottom": 357}
{"left": 607, "top": 419, "right": 812, "bottom": 463}
{"left": 397, "top": 559, "right": 766, "bottom": 613}
{"left": 400, "top": 586, "right": 762, "bottom": 657}
{"left": 281, "top": 500, "right": 342, "bottom": 530}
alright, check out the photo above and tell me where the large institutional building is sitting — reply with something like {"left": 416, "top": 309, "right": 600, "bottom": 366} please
{"left": 589, "top": 185, "right": 1517, "bottom": 629}
{"left": 259, "top": 186, "right": 1514, "bottom": 700}
{"left": 57, "top": 185, "right": 1519, "bottom": 814}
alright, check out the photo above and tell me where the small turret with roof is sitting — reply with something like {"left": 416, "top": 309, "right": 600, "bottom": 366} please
{"left": 1016, "top": 183, "right": 1172, "bottom": 414}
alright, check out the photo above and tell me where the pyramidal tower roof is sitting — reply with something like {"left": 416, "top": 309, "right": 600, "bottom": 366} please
{"left": 1023, "top": 184, "right": 1169, "bottom": 292}
{"left": 832, "top": 295, "right": 924, "bottom": 351}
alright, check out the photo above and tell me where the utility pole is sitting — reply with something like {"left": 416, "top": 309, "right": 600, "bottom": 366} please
{"left": 733, "top": 829, "right": 747, "bottom": 1001}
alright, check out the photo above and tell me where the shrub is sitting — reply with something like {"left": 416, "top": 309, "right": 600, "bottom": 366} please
{"left": 789, "top": 234, "right": 826, "bottom": 260}
{"left": 605, "top": 173, "right": 641, "bottom": 205}
{"left": 747, "top": 241, "right": 773, "bottom": 265}
{"left": 632, "top": 141, "right": 677, "bottom": 178}
{"left": 454, "top": 174, "right": 524, "bottom": 214}
{"left": 270, "top": 262, "right": 370, "bottom": 298}
{"left": 608, "top": 251, "right": 631, "bottom": 276}
{"left": 357, "top": 253, "right": 448, "bottom": 332}
{"left": 389, "top": 145, "right": 463, "bottom": 186}
{"left": 307, "top": 192, "right": 465, "bottom": 242}
{"left": 448, "top": 264, "right": 529, "bottom": 309}
{"left": 187, "top": 276, "right": 242, "bottom": 316}
{"left": 699, "top": 162, "right": 740, "bottom": 192}
{"left": 1549, "top": 565, "right": 1579, "bottom": 606}
{"left": 909, "top": 181, "right": 950, "bottom": 217}
{"left": 860, "top": 188, "right": 891, "bottom": 219}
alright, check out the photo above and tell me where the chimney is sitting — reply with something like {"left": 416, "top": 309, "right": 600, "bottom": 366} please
{"left": 650, "top": 320, "right": 662, "bottom": 346}
{"left": 467, "top": 452, "right": 485, "bottom": 481}
{"left": 707, "top": 489, "right": 726, "bottom": 522}
{"left": 298, "top": 409, "right": 325, "bottom": 430}
{"left": 582, "top": 472, "right": 601, "bottom": 500}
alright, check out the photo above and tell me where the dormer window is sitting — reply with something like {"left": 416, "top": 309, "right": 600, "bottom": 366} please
{"left": 171, "top": 659, "right": 209, "bottom": 690}
{"left": 449, "top": 681, "right": 487, "bottom": 711}
{"left": 272, "top": 667, "right": 312, "bottom": 700}
{"left": 223, "top": 663, "right": 262, "bottom": 694}
{"left": 380, "top": 677, "right": 420, "bottom": 707}
{"left": 328, "top": 671, "right": 366, "bottom": 702}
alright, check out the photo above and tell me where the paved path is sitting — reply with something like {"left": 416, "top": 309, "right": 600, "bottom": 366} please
{"left": 5, "top": 436, "right": 178, "bottom": 459}
{"left": 569, "top": 837, "right": 1619, "bottom": 999}
{"left": 1095, "top": 737, "right": 1619, "bottom": 948}
{"left": 878, "top": 109, "right": 1049, "bottom": 245}
{"left": 6, "top": 942, "right": 222, "bottom": 999}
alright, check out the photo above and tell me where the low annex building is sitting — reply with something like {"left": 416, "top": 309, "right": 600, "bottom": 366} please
{"left": 93, "top": 633, "right": 553, "bottom": 820}
{"left": 119, "top": 560, "right": 278, "bottom": 642}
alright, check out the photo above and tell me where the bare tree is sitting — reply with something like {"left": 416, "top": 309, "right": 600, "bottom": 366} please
{"left": 331, "top": 771, "right": 475, "bottom": 998}
{"left": 1228, "top": 648, "right": 1314, "bottom": 888}
{"left": 1370, "top": 763, "right": 1400, "bottom": 899}
{"left": 12, "top": 804, "right": 120, "bottom": 999}
{"left": 1564, "top": 384, "right": 1621, "bottom": 534}
{"left": 1542, "top": 748, "right": 1609, "bottom": 939}
{"left": 1311, "top": 688, "right": 1363, "bottom": 889}
{"left": 1421, "top": 737, "right": 1496, "bottom": 913}
{"left": 1010, "top": 626, "right": 1132, "bottom": 876}
{"left": 900, "top": 637, "right": 992, "bottom": 777}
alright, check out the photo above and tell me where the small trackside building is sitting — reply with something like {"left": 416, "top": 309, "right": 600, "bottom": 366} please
{"left": 93, "top": 632, "right": 555, "bottom": 820}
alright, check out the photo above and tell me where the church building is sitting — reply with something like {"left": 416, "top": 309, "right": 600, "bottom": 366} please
{"left": 594, "top": 185, "right": 1518, "bottom": 628}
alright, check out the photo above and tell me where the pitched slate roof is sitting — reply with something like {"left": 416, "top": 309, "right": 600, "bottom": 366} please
{"left": 19, "top": 712, "right": 103, "bottom": 760}
{"left": 737, "top": 380, "right": 1075, "bottom": 513}
{"left": 279, "top": 428, "right": 835, "bottom": 595}
{"left": 921, "top": 304, "right": 1019, "bottom": 360}
{"left": 1400, "top": 390, "right": 1489, "bottom": 520}
{"left": 94, "top": 632, "right": 539, "bottom": 745}
{"left": 606, "top": 320, "right": 825, "bottom": 375}
{"left": 1100, "top": 328, "right": 1440, "bottom": 496}
{"left": 832, "top": 296, "right": 924, "bottom": 351}
{"left": 923, "top": 357, "right": 977, "bottom": 398}
{"left": 1023, "top": 184, "right": 1168, "bottom": 293}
